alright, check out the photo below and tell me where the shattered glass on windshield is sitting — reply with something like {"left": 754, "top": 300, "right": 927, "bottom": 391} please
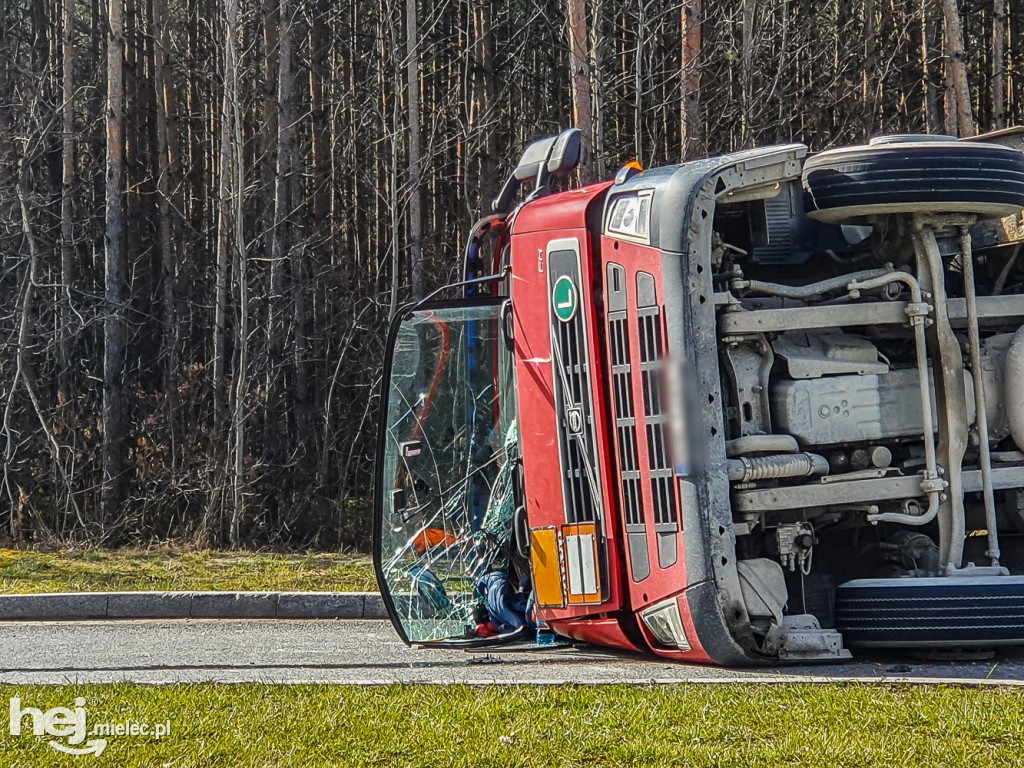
{"left": 379, "top": 303, "right": 523, "bottom": 643}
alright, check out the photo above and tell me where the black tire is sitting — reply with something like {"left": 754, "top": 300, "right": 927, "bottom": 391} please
{"left": 802, "top": 138, "right": 1024, "bottom": 223}
{"left": 835, "top": 577, "right": 1024, "bottom": 647}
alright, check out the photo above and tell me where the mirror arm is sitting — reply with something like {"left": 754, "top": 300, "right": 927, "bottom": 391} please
{"left": 525, "top": 163, "right": 552, "bottom": 203}
{"left": 491, "top": 175, "right": 520, "bottom": 214}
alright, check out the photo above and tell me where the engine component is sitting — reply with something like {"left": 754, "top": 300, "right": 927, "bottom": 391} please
{"left": 725, "top": 434, "right": 799, "bottom": 457}
{"left": 801, "top": 139, "right": 1024, "bottom": 224}
{"left": 1007, "top": 325, "right": 1024, "bottom": 452}
{"left": 772, "top": 332, "right": 888, "bottom": 379}
{"left": 737, "top": 558, "right": 787, "bottom": 625}
{"left": 980, "top": 333, "right": 1015, "bottom": 442}
{"left": 776, "top": 522, "right": 816, "bottom": 573}
{"left": 734, "top": 267, "right": 890, "bottom": 301}
{"left": 727, "top": 453, "right": 829, "bottom": 483}
{"left": 771, "top": 368, "right": 977, "bottom": 447}
{"left": 878, "top": 530, "right": 941, "bottom": 577}
{"left": 721, "top": 337, "right": 774, "bottom": 437}
{"left": 914, "top": 221, "right": 970, "bottom": 572}
{"left": 867, "top": 446, "right": 892, "bottom": 468}
{"left": 848, "top": 268, "right": 946, "bottom": 528}
{"left": 834, "top": 445, "right": 892, "bottom": 471}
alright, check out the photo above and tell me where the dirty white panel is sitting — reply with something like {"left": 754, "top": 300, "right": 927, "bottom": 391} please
{"left": 565, "top": 533, "right": 597, "bottom": 595}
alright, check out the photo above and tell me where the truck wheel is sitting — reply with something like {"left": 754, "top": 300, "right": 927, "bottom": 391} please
{"left": 835, "top": 576, "right": 1024, "bottom": 647}
{"left": 802, "top": 138, "right": 1024, "bottom": 224}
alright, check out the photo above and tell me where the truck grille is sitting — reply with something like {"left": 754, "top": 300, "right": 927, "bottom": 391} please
{"left": 549, "top": 248, "right": 602, "bottom": 526}
{"left": 609, "top": 315, "right": 642, "bottom": 527}
{"left": 608, "top": 263, "right": 649, "bottom": 582}
{"left": 636, "top": 271, "right": 679, "bottom": 569}
{"left": 637, "top": 280, "right": 678, "bottom": 530}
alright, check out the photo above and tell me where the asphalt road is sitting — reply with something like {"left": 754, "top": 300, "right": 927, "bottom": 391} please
{"left": 1, "top": 619, "right": 1023, "bottom": 685}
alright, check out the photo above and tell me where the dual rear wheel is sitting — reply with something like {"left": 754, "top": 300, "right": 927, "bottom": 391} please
{"left": 803, "top": 135, "right": 1024, "bottom": 649}
{"left": 801, "top": 135, "right": 1024, "bottom": 224}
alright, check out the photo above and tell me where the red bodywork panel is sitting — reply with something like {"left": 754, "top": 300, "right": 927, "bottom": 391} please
{"left": 510, "top": 183, "right": 627, "bottom": 629}
{"left": 549, "top": 618, "right": 642, "bottom": 653}
{"left": 598, "top": 235, "right": 711, "bottom": 662}
{"left": 600, "top": 236, "right": 687, "bottom": 605}
{"left": 509, "top": 183, "right": 715, "bottom": 661}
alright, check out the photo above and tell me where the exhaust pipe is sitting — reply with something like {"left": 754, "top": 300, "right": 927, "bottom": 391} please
{"left": 727, "top": 453, "right": 829, "bottom": 483}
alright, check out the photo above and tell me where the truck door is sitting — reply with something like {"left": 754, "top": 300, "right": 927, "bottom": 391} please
{"left": 373, "top": 298, "right": 522, "bottom": 645}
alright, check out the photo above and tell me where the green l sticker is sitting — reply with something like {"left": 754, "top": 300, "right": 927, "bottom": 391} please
{"left": 552, "top": 275, "right": 578, "bottom": 323}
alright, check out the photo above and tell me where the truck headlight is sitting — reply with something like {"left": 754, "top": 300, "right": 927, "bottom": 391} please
{"left": 639, "top": 597, "right": 691, "bottom": 651}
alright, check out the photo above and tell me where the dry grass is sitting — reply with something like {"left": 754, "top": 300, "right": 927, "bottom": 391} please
{"left": 0, "top": 549, "right": 377, "bottom": 593}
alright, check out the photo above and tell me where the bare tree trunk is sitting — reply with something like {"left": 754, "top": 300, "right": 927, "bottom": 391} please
{"left": 265, "top": 0, "right": 293, "bottom": 477}
{"left": 309, "top": 0, "right": 330, "bottom": 222}
{"left": 102, "top": 0, "right": 127, "bottom": 523}
{"left": 222, "top": 0, "right": 245, "bottom": 546}
{"left": 208, "top": 0, "right": 244, "bottom": 545}
{"left": 566, "top": 0, "right": 594, "bottom": 182}
{"left": 993, "top": 0, "right": 1006, "bottom": 129}
{"left": 214, "top": 0, "right": 235, "bottom": 443}
{"left": 633, "top": 0, "right": 644, "bottom": 162}
{"left": 922, "top": 0, "right": 944, "bottom": 133}
{"left": 406, "top": 0, "right": 423, "bottom": 297}
{"left": 123, "top": 0, "right": 141, "bottom": 301}
{"left": 863, "top": 0, "right": 876, "bottom": 134}
{"left": 385, "top": 4, "right": 402, "bottom": 319}
{"left": 59, "top": 0, "right": 74, "bottom": 401}
{"left": 261, "top": 0, "right": 279, "bottom": 276}
{"left": 471, "top": 0, "right": 498, "bottom": 211}
{"left": 680, "top": 0, "right": 702, "bottom": 159}
{"left": 741, "top": 0, "right": 755, "bottom": 145}
{"left": 185, "top": 0, "right": 202, "bottom": 230}
{"left": 231, "top": 186, "right": 248, "bottom": 549}
{"left": 590, "top": 0, "right": 605, "bottom": 178}
{"left": 942, "top": 0, "right": 975, "bottom": 136}
{"left": 270, "top": 0, "right": 293, "bottom": 356}
{"left": 152, "top": 0, "right": 179, "bottom": 469}
{"left": 943, "top": 50, "right": 959, "bottom": 134}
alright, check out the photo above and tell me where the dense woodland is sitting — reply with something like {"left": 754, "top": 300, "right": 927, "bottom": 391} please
{"left": 0, "top": 0, "right": 1021, "bottom": 549}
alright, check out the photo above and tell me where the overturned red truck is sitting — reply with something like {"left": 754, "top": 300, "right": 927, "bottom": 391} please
{"left": 374, "top": 129, "right": 1024, "bottom": 664}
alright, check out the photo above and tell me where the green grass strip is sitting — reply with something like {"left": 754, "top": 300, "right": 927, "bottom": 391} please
{"left": 0, "top": 683, "right": 1021, "bottom": 767}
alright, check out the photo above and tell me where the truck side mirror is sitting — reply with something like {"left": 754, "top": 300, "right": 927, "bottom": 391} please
{"left": 546, "top": 128, "right": 582, "bottom": 176}
{"left": 512, "top": 135, "right": 558, "bottom": 181}
{"left": 492, "top": 128, "right": 584, "bottom": 213}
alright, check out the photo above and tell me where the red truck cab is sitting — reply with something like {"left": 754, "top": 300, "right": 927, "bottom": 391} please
{"left": 375, "top": 128, "right": 1024, "bottom": 665}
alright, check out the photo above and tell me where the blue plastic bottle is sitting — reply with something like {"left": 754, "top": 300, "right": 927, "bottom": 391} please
{"left": 535, "top": 621, "right": 556, "bottom": 646}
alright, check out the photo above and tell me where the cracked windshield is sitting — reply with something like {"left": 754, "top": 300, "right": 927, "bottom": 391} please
{"left": 380, "top": 302, "right": 521, "bottom": 643}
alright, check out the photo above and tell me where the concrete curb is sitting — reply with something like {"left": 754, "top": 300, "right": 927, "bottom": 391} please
{"left": 0, "top": 591, "right": 388, "bottom": 621}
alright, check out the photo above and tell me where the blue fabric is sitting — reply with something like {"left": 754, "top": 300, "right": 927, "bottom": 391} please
{"left": 477, "top": 571, "right": 533, "bottom": 632}
{"left": 410, "top": 566, "right": 451, "bottom": 611}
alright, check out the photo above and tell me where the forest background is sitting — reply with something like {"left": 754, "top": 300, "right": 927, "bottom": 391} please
{"left": 0, "top": 0, "right": 1014, "bottom": 550}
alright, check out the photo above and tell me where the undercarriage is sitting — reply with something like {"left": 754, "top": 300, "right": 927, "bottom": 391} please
{"left": 712, "top": 136, "right": 1024, "bottom": 649}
